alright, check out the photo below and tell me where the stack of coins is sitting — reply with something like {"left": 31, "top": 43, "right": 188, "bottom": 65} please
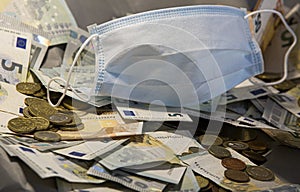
{"left": 8, "top": 82, "right": 85, "bottom": 142}
{"left": 221, "top": 157, "right": 275, "bottom": 183}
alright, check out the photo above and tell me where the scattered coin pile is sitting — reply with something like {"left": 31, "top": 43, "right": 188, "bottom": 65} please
{"left": 196, "top": 133, "right": 275, "bottom": 183}
{"left": 8, "top": 82, "right": 85, "bottom": 142}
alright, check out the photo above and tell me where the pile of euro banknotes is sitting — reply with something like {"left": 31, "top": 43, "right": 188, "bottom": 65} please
{"left": 0, "top": 0, "right": 300, "bottom": 191}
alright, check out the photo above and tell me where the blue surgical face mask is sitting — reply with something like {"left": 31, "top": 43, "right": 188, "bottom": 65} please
{"left": 47, "top": 5, "right": 297, "bottom": 109}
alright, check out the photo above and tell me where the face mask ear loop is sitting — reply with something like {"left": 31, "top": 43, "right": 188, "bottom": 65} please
{"left": 47, "top": 34, "right": 98, "bottom": 107}
{"left": 244, "top": 9, "right": 297, "bottom": 86}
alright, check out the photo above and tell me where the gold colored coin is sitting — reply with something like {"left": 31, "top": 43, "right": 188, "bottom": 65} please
{"left": 33, "top": 88, "right": 46, "bottom": 98}
{"left": 195, "top": 175, "right": 209, "bottom": 189}
{"left": 248, "top": 140, "right": 268, "bottom": 151}
{"left": 24, "top": 97, "right": 47, "bottom": 106}
{"left": 256, "top": 72, "right": 281, "bottom": 82}
{"left": 62, "top": 96, "right": 92, "bottom": 110}
{"left": 30, "top": 117, "right": 50, "bottom": 131}
{"left": 224, "top": 169, "right": 250, "bottom": 183}
{"left": 48, "top": 125, "right": 59, "bottom": 132}
{"left": 180, "top": 152, "right": 192, "bottom": 156}
{"left": 188, "top": 146, "right": 202, "bottom": 153}
{"left": 208, "top": 145, "right": 231, "bottom": 159}
{"left": 34, "top": 131, "right": 61, "bottom": 142}
{"left": 22, "top": 107, "right": 34, "bottom": 118}
{"left": 28, "top": 101, "right": 57, "bottom": 119}
{"left": 49, "top": 113, "right": 72, "bottom": 125}
{"left": 221, "top": 157, "right": 246, "bottom": 171}
{"left": 16, "top": 82, "right": 41, "bottom": 95}
{"left": 198, "top": 134, "right": 223, "bottom": 146}
{"left": 246, "top": 166, "right": 275, "bottom": 181}
{"left": 7, "top": 117, "right": 36, "bottom": 134}
{"left": 273, "top": 80, "right": 296, "bottom": 92}
{"left": 237, "top": 129, "right": 257, "bottom": 142}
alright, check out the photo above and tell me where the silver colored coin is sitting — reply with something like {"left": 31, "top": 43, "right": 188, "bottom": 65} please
{"left": 223, "top": 141, "right": 249, "bottom": 151}
{"left": 208, "top": 145, "right": 231, "bottom": 159}
{"left": 34, "top": 131, "right": 61, "bottom": 142}
{"left": 246, "top": 166, "right": 275, "bottom": 181}
{"left": 49, "top": 113, "right": 72, "bottom": 125}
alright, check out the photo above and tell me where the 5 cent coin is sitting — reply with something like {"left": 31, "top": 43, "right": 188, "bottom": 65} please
{"left": 224, "top": 169, "right": 250, "bottom": 183}
{"left": 221, "top": 157, "right": 246, "bottom": 171}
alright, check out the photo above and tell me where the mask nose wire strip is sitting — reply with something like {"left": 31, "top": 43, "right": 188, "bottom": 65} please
{"left": 47, "top": 34, "right": 98, "bottom": 107}
{"left": 244, "top": 9, "right": 297, "bottom": 86}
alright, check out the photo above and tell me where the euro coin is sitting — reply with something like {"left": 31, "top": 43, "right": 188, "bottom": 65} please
{"left": 59, "top": 123, "right": 84, "bottom": 131}
{"left": 256, "top": 72, "right": 281, "bottom": 82}
{"left": 238, "top": 129, "right": 257, "bottom": 142}
{"left": 198, "top": 134, "right": 223, "bottom": 146}
{"left": 188, "top": 146, "right": 202, "bottom": 153}
{"left": 48, "top": 125, "right": 59, "bottom": 132}
{"left": 34, "top": 131, "right": 61, "bottom": 142}
{"left": 16, "top": 82, "right": 41, "bottom": 95}
{"left": 224, "top": 169, "right": 250, "bottom": 183}
{"left": 246, "top": 166, "right": 275, "bottom": 181}
{"left": 7, "top": 117, "right": 36, "bottom": 134}
{"left": 28, "top": 101, "right": 57, "bottom": 119}
{"left": 22, "top": 107, "right": 34, "bottom": 118}
{"left": 223, "top": 141, "right": 249, "bottom": 151}
{"left": 24, "top": 97, "right": 48, "bottom": 106}
{"left": 195, "top": 175, "right": 209, "bottom": 189}
{"left": 221, "top": 157, "right": 246, "bottom": 171}
{"left": 33, "top": 87, "right": 46, "bottom": 98}
{"left": 30, "top": 117, "right": 50, "bottom": 131}
{"left": 59, "top": 111, "right": 82, "bottom": 127}
{"left": 208, "top": 145, "right": 231, "bottom": 159}
{"left": 180, "top": 152, "right": 192, "bottom": 156}
{"left": 62, "top": 97, "right": 92, "bottom": 110}
{"left": 49, "top": 113, "right": 72, "bottom": 125}
{"left": 273, "top": 80, "right": 296, "bottom": 92}
{"left": 248, "top": 140, "right": 268, "bottom": 151}
{"left": 242, "top": 150, "right": 267, "bottom": 165}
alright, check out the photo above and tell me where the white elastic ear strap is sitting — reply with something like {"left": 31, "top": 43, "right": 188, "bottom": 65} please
{"left": 245, "top": 9, "right": 297, "bottom": 86}
{"left": 47, "top": 34, "right": 98, "bottom": 107}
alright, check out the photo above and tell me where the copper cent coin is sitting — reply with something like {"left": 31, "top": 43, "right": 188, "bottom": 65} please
{"left": 224, "top": 169, "right": 250, "bottom": 183}
{"left": 248, "top": 140, "right": 268, "bottom": 151}
{"left": 208, "top": 145, "right": 231, "bottom": 159}
{"left": 246, "top": 166, "right": 275, "bottom": 181}
{"left": 223, "top": 141, "right": 249, "bottom": 151}
{"left": 221, "top": 157, "right": 246, "bottom": 171}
